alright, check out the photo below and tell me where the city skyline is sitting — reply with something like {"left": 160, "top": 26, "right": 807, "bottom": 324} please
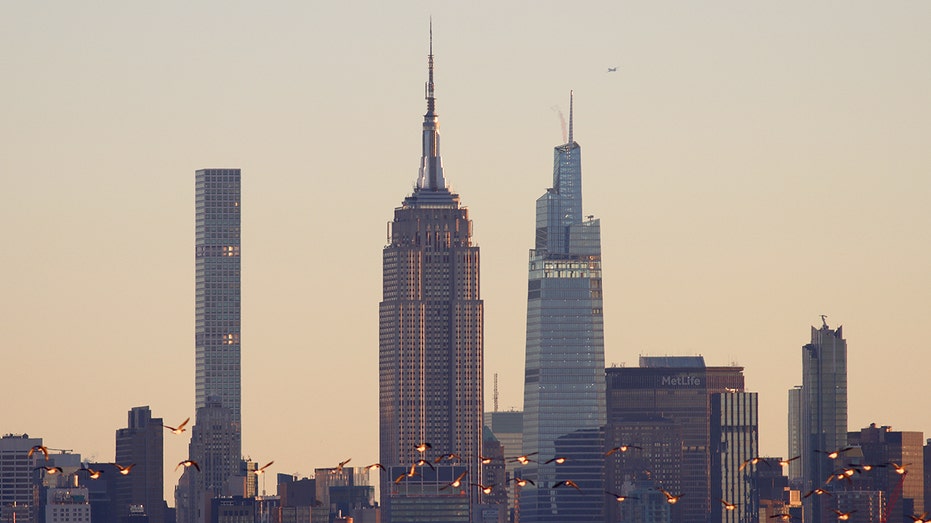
{"left": 2, "top": 1, "right": 930, "bottom": 502}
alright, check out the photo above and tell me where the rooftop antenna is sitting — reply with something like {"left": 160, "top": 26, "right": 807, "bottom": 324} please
{"left": 493, "top": 373, "right": 499, "bottom": 412}
{"left": 426, "top": 18, "right": 436, "bottom": 115}
{"left": 568, "top": 90, "right": 574, "bottom": 145}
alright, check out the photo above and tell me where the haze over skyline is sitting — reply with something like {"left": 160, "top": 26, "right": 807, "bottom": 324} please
{"left": 2, "top": 1, "right": 930, "bottom": 500}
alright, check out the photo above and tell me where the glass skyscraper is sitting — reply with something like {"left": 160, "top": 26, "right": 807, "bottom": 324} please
{"left": 519, "top": 93, "right": 607, "bottom": 523}
{"left": 378, "top": 30, "right": 483, "bottom": 523}
{"left": 800, "top": 319, "right": 847, "bottom": 523}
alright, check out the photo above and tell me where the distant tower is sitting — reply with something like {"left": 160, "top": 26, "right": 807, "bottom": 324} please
{"left": 378, "top": 24, "right": 483, "bottom": 523}
{"left": 194, "top": 167, "right": 242, "bottom": 425}
{"left": 520, "top": 92, "right": 607, "bottom": 523}
{"left": 799, "top": 319, "right": 847, "bottom": 523}
{"left": 710, "top": 392, "right": 759, "bottom": 523}
{"left": 0, "top": 434, "right": 45, "bottom": 523}
{"left": 114, "top": 406, "right": 166, "bottom": 523}
{"left": 181, "top": 168, "right": 242, "bottom": 523}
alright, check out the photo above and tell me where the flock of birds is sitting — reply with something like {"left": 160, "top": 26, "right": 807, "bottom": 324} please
{"left": 29, "top": 428, "right": 923, "bottom": 522}
{"left": 352, "top": 441, "right": 687, "bottom": 503}
{"left": 739, "top": 446, "right": 918, "bottom": 522}
{"left": 29, "top": 417, "right": 272, "bottom": 482}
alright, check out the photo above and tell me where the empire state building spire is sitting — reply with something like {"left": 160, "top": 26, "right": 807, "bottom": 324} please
{"left": 416, "top": 20, "right": 447, "bottom": 191}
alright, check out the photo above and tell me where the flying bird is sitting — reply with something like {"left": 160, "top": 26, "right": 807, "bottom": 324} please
{"left": 891, "top": 462, "right": 910, "bottom": 475}
{"left": 509, "top": 452, "right": 538, "bottom": 465}
{"left": 414, "top": 442, "right": 432, "bottom": 453}
{"left": 508, "top": 477, "right": 535, "bottom": 487}
{"left": 255, "top": 461, "right": 274, "bottom": 475}
{"left": 605, "top": 445, "right": 641, "bottom": 456}
{"left": 739, "top": 457, "right": 770, "bottom": 471}
{"left": 803, "top": 488, "right": 832, "bottom": 498}
{"left": 908, "top": 513, "right": 929, "bottom": 523}
{"left": 658, "top": 488, "right": 684, "bottom": 504}
{"left": 434, "top": 453, "right": 461, "bottom": 464}
{"left": 471, "top": 483, "right": 494, "bottom": 495}
{"left": 35, "top": 466, "right": 63, "bottom": 475}
{"left": 365, "top": 463, "right": 386, "bottom": 471}
{"left": 479, "top": 456, "right": 495, "bottom": 465}
{"left": 394, "top": 464, "right": 418, "bottom": 483}
{"left": 28, "top": 445, "right": 49, "bottom": 461}
{"left": 414, "top": 459, "right": 435, "bottom": 471}
{"left": 163, "top": 417, "right": 191, "bottom": 435}
{"left": 334, "top": 458, "right": 351, "bottom": 472}
{"left": 720, "top": 499, "right": 737, "bottom": 511}
{"left": 79, "top": 466, "right": 103, "bottom": 480}
{"left": 552, "top": 480, "right": 582, "bottom": 491}
{"left": 606, "top": 491, "right": 638, "bottom": 502}
{"left": 176, "top": 460, "right": 200, "bottom": 472}
{"left": 544, "top": 457, "right": 567, "bottom": 465}
{"left": 770, "top": 514, "right": 795, "bottom": 521}
{"left": 440, "top": 470, "right": 469, "bottom": 490}
{"left": 777, "top": 456, "right": 800, "bottom": 467}
{"left": 833, "top": 510, "right": 857, "bottom": 521}
{"left": 112, "top": 463, "right": 135, "bottom": 475}
{"left": 817, "top": 447, "right": 854, "bottom": 459}
{"left": 607, "top": 67, "right": 617, "bottom": 72}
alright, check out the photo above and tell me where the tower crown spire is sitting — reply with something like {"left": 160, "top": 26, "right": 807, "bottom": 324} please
{"left": 568, "top": 90, "right": 574, "bottom": 145}
{"left": 416, "top": 19, "right": 446, "bottom": 191}
{"left": 426, "top": 18, "right": 436, "bottom": 116}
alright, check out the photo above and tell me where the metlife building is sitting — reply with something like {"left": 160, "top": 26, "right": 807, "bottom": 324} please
{"left": 605, "top": 356, "right": 746, "bottom": 523}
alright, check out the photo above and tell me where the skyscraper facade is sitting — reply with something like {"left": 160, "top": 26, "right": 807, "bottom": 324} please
{"left": 519, "top": 94, "right": 606, "bottom": 523}
{"left": 195, "top": 167, "right": 242, "bottom": 426}
{"left": 0, "top": 434, "right": 44, "bottom": 523}
{"left": 710, "top": 392, "right": 759, "bottom": 523}
{"left": 605, "top": 357, "right": 746, "bottom": 523}
{"left": 182, "top": 168, "right": 242, "bottom": 523}
{"left": 799, "top": 319, "right": 847, "bottom": 523}
{"left": 378, "top": 31, "right": 483, "bottom": 523}
{"left": 848, "top": 423, "right": 924, "bottom": 521}
{"left": 114, "top": 406, "right": 166, "bottom": 523}
{"left": 787, "top": 385, "right": 803, "bottom": 485}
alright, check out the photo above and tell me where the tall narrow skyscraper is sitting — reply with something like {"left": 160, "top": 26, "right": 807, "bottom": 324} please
{"left": 378, "top": 28, "right": 484, "bottom": 523}
{"left": 179, "top": 168, "right": 242, "bottom": 523}
{"left": 799, "top": 318, "right": 847, "bottom": 523}
{"left": 520, "top": 93, "right": 606, "bottom": 523}
{"left": 194, "top": 167, "right": 242, "bottom": 426}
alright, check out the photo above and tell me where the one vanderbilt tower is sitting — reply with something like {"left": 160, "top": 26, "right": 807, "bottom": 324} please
{"left": 378, "top": 26, "right": 484, "bottom": 523}
{"left": 520, "top": 93, "right": 606, "bottom": 522}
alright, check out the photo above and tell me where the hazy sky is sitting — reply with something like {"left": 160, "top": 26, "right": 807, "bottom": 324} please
{"left": 2, "top": 1, "right": 929, "bottom": 500}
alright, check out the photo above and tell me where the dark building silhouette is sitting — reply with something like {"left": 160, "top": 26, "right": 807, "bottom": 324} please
{"left": 753, "top": 457, "right": 791, "bottom": 521}
{"left": 848, "top": 424, "right": 924, "bottom": 522}
{"left": 481, "top": 427, "right": 506, "bottom": 509}
{"left": 378, "top": 27, "right": 482, "bottom": 523}
{"left": 519, "top": 93, "right": 606, "bottom": 523}
{"left": 604, "top": 416, "right": 681, "bottom": 523}
{"left": 485, "top": 411, "right": 522, "bottom": 520}
{"left": 605, "top": 356, "right": 745, "bottom": 523}
{"left": 799, "top": 319, "right": 847, "bottom": 523}
{"left": 114, "top": 407, "right": 166, "bottom": 523}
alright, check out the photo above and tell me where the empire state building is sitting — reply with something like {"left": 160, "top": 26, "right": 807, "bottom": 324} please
{"left": 378, "top": 27, "right": 484, "bottom": 523}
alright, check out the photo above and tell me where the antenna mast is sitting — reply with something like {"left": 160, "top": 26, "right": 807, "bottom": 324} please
{"left": 568, "top": 90, "right": 574, "bottom": 144}
{"left": 493, "top": 373, "right": 499, "bottom": 412}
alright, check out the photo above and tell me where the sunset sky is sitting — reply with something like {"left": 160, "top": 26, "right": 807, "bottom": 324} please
{"left": 2, "top": 1, "right": 929, "bottom": 498}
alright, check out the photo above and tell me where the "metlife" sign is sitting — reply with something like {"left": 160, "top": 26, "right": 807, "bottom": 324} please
{"left": 660, "top": 375, "right": 702, "bottom": 387}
